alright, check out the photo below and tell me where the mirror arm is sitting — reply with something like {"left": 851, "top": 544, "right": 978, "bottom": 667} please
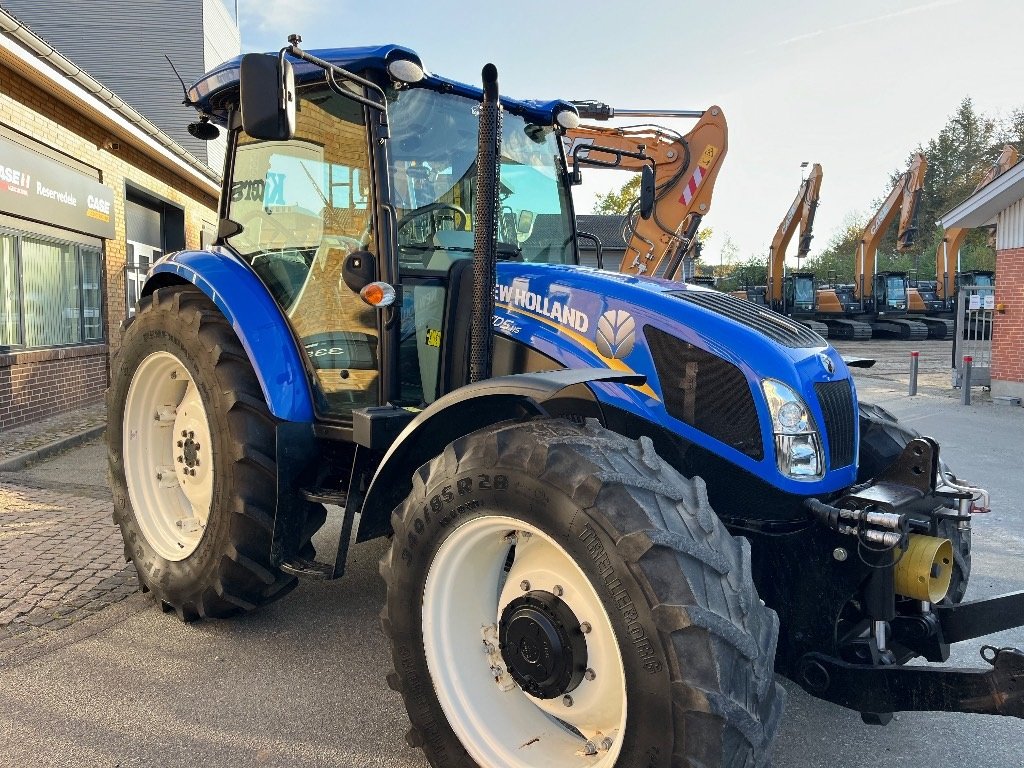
{"left": 576, "top": 231, "right": 604, "bottom": 270}
{"left": 286, "top": 45, "right": 389, "bottom": 118}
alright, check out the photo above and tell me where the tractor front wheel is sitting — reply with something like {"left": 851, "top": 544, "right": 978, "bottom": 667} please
{"left": 380, "top": 419, "right": 784, "bottom": 767}
{"left": 107, "top": 285, "right": 323, "bottom": 620}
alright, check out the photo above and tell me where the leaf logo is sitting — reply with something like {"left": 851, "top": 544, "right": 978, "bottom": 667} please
{"left": 596, "top": 309, "right": 636, "bottom": 360}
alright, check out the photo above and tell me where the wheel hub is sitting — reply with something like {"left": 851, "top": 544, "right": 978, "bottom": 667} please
{"left": 499, "top": 590, "right": 587, "bottom": 699}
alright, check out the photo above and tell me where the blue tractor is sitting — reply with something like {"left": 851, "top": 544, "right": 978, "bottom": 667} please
{"left": 107, "top": 38, "right": 1024, "bottom": 768}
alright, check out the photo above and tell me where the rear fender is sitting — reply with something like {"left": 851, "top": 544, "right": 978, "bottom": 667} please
{"left": 145, "top": 249, "right": 315, "bottom": 422}
{"left": 357, "top": 368, "right": 645, "bottom": 540}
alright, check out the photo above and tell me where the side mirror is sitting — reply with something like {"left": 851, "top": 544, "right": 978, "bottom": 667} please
{"left": 240, "top": 53, "right": 295, "bottom": 141}
{"left": 342, "top": 250, "right": 376, "bottom": 293}
{"left": 639, "top": 165, "right": 655, "bottom": 220}
{"left": 517, "top": 210, "right": 536, "bottom": 236}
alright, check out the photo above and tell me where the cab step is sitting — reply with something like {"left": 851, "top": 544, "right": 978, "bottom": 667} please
{"left": 280, "top": 556, "right": 333, "bottom": 580}
{"left": 300, "top": 487, "right": 349, "bottom": 506}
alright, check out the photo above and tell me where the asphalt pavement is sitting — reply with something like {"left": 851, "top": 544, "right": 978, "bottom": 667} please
{"left": 0, "top": 368, "right": 1021, "bottom": 767}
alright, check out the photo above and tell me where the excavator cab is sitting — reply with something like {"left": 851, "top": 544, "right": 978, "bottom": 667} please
{"left": 781, "top": 272, "right": 817, "bottom": 317}
{"left": 873, "top": 271, "right": 909, "bottom": 316}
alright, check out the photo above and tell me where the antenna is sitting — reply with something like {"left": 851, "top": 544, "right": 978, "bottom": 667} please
{"left": 164, "top": 54, "right": 190, "bottom": 104}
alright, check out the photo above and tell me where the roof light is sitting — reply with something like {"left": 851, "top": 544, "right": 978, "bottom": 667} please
{"left": 387, "top": 56, "right": 425, "bottom": 84}
{"left": 555, "top": 107, "right": 581, "bottom": 130}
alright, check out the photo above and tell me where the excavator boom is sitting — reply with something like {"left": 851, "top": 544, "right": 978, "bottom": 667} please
{"left": 935, "top": 145, "right": 1019, "bottom": 300}
{"left": 564, "top": 105, "right": 728, "bottom": 278}
{"left": 854, "top": 152, "right": 927, "bottom": 300}
{"left": 769, "top": 164, "right": 823, "bottom": 303}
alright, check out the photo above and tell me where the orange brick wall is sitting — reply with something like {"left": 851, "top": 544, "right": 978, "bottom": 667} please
{"left": 992, "top": 247, "right": 1024, "bottom": 388}
{"left": 0, "top": 60, "right": 219, "bottom": 429}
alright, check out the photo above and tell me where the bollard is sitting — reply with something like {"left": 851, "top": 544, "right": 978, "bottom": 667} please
{"left": 961, "top": 356, "right": 972, "bottom": 405}
{"left": 908, "top": 351, "right": 919, "bottom": 396}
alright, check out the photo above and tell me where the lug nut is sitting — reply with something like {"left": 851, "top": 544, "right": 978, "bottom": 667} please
{"left": 552, "top": 585, "right": 564, "bottom": 597}
{"left": 194, "top": 443, "right": 200, "bottom": 450}
{"left": 190, "top": 469, "right": 196, "bottom": 476}
{"left": 177, "top": 440, "right": 183, "bottom": 448}
{"left": 585, "top": 668, "right": 596, "bottom": 681}
{"left": 520, "top": 580, "right": 531, "bottom": 591}
{"left": 177, "top": 456, "right": 183, "bottom": 463}
{"left": 579, "top": 622, "right": 592, "bottom": 634}
{"left": 195, "top": 459, "right": 200, "bottom": 466}
{"left": 188, "top": 431, "right": 195, "bottom": 439}
{"left": 833, "top": 547, "right": 849, "bottom": 562}
{"left": 599, "top": 737, "right": 613, "bottom": 751}
{"left": 182, "top": 430, "right": 187, "bottom": 437}
{"left": 581, "top": 741, "right": 597, "bottom": 755}
{"left": 562, "top": 695, "right": 573, "bottom": 707}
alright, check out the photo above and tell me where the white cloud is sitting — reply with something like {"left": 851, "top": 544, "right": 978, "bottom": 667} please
{"left": 236, "top": 0, "right": 320, "bottom": 47}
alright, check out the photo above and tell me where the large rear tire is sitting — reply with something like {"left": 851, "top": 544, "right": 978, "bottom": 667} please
{"left": 380, "top": 419, "right": 784, "bottom": 767}
{"left": 107, "top": 285, "right": 324, "bottom": 620}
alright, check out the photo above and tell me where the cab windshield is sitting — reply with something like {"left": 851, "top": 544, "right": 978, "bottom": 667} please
{"left": 793, "top": 277, "right": 814, "bottom": 305}
{"left": 885, "top": 276, "right": 907, "bottom": 302}
{"left": 386, "top": 87, "right": 576, "bottom": 271}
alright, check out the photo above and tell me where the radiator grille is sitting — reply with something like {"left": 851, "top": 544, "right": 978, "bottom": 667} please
{"left": 670, "top": 290, "right": 827, "bottom": 349}
{"left": 815, "top": 379, "right": 856, "bottom": 469}
{"left": 645, "top": 327, "right": 763, "bottom": 460}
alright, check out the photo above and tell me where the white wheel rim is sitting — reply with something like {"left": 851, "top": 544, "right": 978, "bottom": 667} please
{"left": 123, "top": 351, "right": 214, "bottom": 561}
{"left": 422, "top": 515, "right": 627, "bottom": 767}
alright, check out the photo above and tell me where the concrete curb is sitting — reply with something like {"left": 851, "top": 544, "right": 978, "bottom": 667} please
{"left": 0, "top": 423, "right": 106, "bottom": 472}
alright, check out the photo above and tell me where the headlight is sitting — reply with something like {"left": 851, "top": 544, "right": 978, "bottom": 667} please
{"left": 762, "top": 379, "right": 824, "bottom": 479}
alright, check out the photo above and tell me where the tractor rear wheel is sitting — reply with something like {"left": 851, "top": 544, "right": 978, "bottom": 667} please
{"left": 107, "top": 285, "right": 324, "bottom": 620}
{"left": 380, "top": 419, "right": 784, "bottom": 768}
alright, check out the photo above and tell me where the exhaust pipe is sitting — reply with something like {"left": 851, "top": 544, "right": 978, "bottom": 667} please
{"left": 470, "top": 63, "right": 502, "bottom": 383}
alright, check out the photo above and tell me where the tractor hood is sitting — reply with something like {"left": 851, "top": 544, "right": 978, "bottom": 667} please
{"left": 493, "top": 262, "right": 858, "bottom": 495}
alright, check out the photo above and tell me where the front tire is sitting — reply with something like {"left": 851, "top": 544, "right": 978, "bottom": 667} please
{"left": 380, "top": 419, "right": 784, "bottom": 767}
{"left": 107, "top": 285, "right": 324, "bottom": 620}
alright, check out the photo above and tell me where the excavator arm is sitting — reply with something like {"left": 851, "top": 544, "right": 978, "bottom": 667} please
{"left": 768, "top": 163, "right": 823, "bottom": 304}
{"left": 935, "top": 145, "right": 1018, "bottom": 300}
{"left": 854, "top": 152, "right": 927, "bottom": 300}
{"left": 563, "top": 103, "right": 728, "bottom": 278}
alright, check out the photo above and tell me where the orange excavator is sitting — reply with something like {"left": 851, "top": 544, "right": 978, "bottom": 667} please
{"left": 564, "top": 102, "right": 728, "bottom": 279}
{"left": 816, "top": 152, "right": 929, "bottom": 340}
{"left": 765, "top": 163, "right": 828, "bottom": 336}
{"left": 932, "top": 144, "right": 1019, "bottom": 310}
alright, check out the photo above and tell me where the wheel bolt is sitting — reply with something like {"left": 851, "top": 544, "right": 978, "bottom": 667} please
{"left": 190, "top": 469, "right": 196, "bottom": 476}
{"left": 195, "top": 459, "right": 200, "bottom": 466}
{"left": 581, "top": 741, "right": 597, "bottom": 755}
{"left": 580, "top": 622, "right": 592, "bottom": 634}
{"left": 833, "top": 547, "right": 849, "bottom": 562}
{"left": 520, "top": 580, "right": 530, "bottom": 591}
{"left": 552, "top": 585, "right": 564, "bottom": 597}
{"left": 562, "top": 695, "right": 573, "bottom": 707}
{"left": 194, "top": 443, "right": 200, "bottom": 450}
{"left": 177, "top": 456, "right": 183, "bottom": 463}
{"left": 177, "top": 441, "right": 183, "bottom": 448}
{"left": 600, "top": 737, "right": 613, "bottom": 751}
{"left": 585, "top": 668, "right": 596, "bottom": 681}
{"left": 188, "top": 431, "right": 195, "bottom": 439}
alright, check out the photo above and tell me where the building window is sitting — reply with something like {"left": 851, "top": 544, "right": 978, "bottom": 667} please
{"left": 0, "top": 230, "right": 105, "bottom": 351}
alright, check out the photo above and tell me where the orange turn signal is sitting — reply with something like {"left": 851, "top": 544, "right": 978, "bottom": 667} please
{"left": 359, "top": 281, "right": 397, "bottom": 308}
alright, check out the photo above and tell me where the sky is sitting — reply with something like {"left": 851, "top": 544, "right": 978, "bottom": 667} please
{"left": 235, "top": 0, "right": 1024, "bottom": 267}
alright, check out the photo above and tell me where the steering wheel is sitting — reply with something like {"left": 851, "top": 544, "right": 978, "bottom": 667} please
{"left": 396, "top": 202, "right": 469, "bottom": 236}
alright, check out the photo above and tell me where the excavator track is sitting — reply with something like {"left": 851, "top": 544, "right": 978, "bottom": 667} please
{"left": 872, "top": 319, "right": 929, "bottom": 341}
{"left": 799, "top": 320, "right": 830, "bottom": 339}
{"left": 915, "top": 317, "right": 955, "bottom": 340}
{"left": 820, "top": 318, "right": 873, "bottom": 341}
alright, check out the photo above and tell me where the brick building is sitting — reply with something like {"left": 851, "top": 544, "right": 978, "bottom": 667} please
{"left": 0, "top": 9, "right": 220, "bottom": 429}
{"left": 942, "top": 157, "right": 1024, "bottom": 400}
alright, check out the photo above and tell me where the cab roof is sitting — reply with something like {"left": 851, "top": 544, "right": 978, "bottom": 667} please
{"left": 187, "top": 44, "right": 572, "bottom": 127}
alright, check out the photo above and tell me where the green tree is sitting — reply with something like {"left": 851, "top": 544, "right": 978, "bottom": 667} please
{"left": 593, "top": 176, "right": 641, "bottom": 214}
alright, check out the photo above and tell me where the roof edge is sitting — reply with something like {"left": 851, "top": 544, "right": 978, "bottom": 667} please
{"left": 940, "top": 158, "right": 1024, "bottom": 230}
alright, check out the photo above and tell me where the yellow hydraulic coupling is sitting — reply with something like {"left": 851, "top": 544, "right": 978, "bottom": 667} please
{"left": 894, "top": 534, "right": 954, "bottom": 602}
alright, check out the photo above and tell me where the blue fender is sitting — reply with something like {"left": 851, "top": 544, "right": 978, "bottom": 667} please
{"left": 357, "top": 367, "right": 645, "bottom": 541}
{"left": 146, "top": 249, "right": 316, "bottom": 423}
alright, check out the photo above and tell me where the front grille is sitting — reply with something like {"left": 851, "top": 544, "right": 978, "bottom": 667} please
{"left": 670, "top": 290, "right": 827, "bottom": 349}
{"left": 645, "top": 327, "right": 763, "bottom": 460}
{"left": 815, "top": 380, "right": 856, "bottom": 469}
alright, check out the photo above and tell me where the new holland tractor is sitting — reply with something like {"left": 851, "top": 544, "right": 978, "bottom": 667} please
{"left": 107, "top": 38, "right": 1024, "bottom": 768}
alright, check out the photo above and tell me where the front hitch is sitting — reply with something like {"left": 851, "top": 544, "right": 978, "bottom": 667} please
{"left": 798, "top": 644, "right": 1024, "bottom": 720}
